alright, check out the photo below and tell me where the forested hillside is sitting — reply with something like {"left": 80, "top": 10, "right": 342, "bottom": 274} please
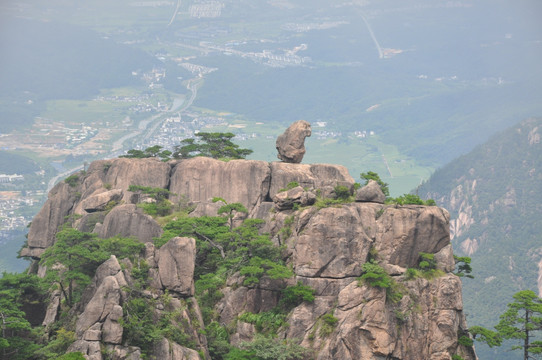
{"left": 418, "top": 117, "right": 542, "bottom": 360}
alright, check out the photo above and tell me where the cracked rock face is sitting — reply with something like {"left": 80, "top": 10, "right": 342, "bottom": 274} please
{"left": 217, "top": 202, "right": 476, "bottom": 360}
{"left": 276, "top": 120, "right": 312, "bottom": 163}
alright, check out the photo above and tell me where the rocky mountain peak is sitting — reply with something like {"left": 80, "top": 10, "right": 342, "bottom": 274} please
{"left": 22, "top": 154, "right": 476, "bottom": 360}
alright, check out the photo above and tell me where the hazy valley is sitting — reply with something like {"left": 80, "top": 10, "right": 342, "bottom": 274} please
{"left": 1, "top": 1, "right": 542, "bottom": 359}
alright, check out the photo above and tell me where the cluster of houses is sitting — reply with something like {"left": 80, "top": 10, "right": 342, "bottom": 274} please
{"left": 0, "top": 192, "right": 37, "bottom": 232}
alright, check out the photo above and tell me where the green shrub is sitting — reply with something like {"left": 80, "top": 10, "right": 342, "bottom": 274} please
{"left": 120, "top": 298, "right": 160, "bottom": 354}
{"left": 138, "top": 200, "right": 174, "bottom": 217}
{"left": 405, "top": 268, "right": 419, "bottom": 280}
{"left": 359, "top": 261, "right": 404, "bottom": 303}
{"left": 279, "top": 181, "right": 300, "bottom": 192}
{"left": 172, "top": 132, "right": 253, "bottom": 160}
{"left": 319, "top": 313, "right": 339, "bottom": 337}
{"left": 236, "top": 334, "right": 308, "bottom": 360}
{"left": 359, "top": 261, "right": 393, "bottom": 289}
{"left": 280, "top": 282, "right": 315, "bottom": 309}
{"left": 57, "top": 353, "right": 86, "bottom": 360}
{"left": 33, "top": 327, "right": 77, "bottom": 359}
{"left": 418, "top": 252, "right": 436, "bottom": 270}
{"left": 195, "top": 273, "right": 225, "bottom": 323}
{"left": 457, "top": 335, "right": 474, "bottom": 347}
{"left": 104, "top": 200, "right": 118, "bottom": 212}
{"left": 334, "top": 185, "right": 351, "bottom": 200}
{"left": 415, "top": 252, "right": 445, "bottom": 279}
{"left": 388, "top": 194, "right": 436, "bottom": 206}
{"left": 314, "top": 197, "right": 346, "bottom": 209}
{"left": 206, "top": 321, "right": 232, "bottom": 359}
{"left": 240, "top": 256, "right": 293, "bottom": 286}
{"left": 65, "top": 174, "right": 79, "bottom": 187}
{"left": 386, "top": 280, "right": 405, "bottom": 303}
{"left": 238, "top": 310, "right": 287, "bottom": 334}
{"left": 130, "top": 259, "right": 150, "bottom": 289}
{"left": 453, "top": 255, "right": 474, "bottom": 279}
{"left": 224, "top": 347, "right": 255, "bottom": 360}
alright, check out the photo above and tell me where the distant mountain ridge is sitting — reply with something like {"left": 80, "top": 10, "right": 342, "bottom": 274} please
{"left": 418, "top": 117, "right": 542, "bottom": 360}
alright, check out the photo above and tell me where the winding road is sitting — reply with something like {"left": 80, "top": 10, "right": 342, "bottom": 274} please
{"left": 168, "top": 0, "right": 182, "bottom": 26}
{"left": 361, "top": 13, "right": 384, "bottom": 59}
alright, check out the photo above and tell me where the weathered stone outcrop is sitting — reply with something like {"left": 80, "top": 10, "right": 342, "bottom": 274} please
{"left": 283, "top": 274, "right": 470, "bottom": 360}
{"left": 100, "top": 158, "right": 171, "bottom": 195}
{"left": 375, "top": 205, "right": 451, "bottom": 270}
{"left": 156, "top": 237, "right": 196, "bottom": 296}
{"left": 79, "top": 189, "right": 123, "bottom": 213}
{"left": 170, "top": 157, "right": 271, "bottom": 214}
{"left": 96, "top": 204, "right": 163, "bottom": 243}
{"left": 272, "top": 186, "right": 316, "bottom": 211}
{"left": 68, "top": 256, "right": 128, "bottom": 359}
{"left": 276, "top": 120, "right": 312, "bottom": 163}
{"left": 75, "top": 256, "right": 127, "bottom": 338}
{"left": 21, "top": 182, "right": 76, "bottom": 258}
{"left": 293, "top": 205, "right": 375, "bottom": 278}
{"left": 356, "top": 179, "right": 386, "bottom": 203}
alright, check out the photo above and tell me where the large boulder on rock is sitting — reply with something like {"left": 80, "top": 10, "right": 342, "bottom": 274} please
{"left": 157, "top": 237, "right": 196, "bottom": 296}
{"left": 356, "top": 180, "right": 386, "bottom": 203}
{"left": 276, "top": 120, "right": 312, "bottom": 163}
{"left": 97, "top": 204, "right": 162, "bottom": 243}
{"left": 79, "top": 189, "right": 123, "bottom": 213}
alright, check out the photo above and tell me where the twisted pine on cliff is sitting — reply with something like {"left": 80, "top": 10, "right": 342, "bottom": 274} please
{"left": 173, "top": 132, "right": 253, "bottom": 160}
{"left": 120, "top": 145, "right": 172, "bottom": 161}
{"left": 471, "top": 290, "right": 542, "bottom": 360}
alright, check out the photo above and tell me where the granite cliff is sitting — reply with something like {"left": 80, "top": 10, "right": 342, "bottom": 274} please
{"left": 22, "top": 156, "right": 477, "bottom": 360}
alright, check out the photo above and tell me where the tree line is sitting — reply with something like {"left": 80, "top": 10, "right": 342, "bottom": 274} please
{"left": 121, "top": 132, "right": 253, "bottom": 161}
